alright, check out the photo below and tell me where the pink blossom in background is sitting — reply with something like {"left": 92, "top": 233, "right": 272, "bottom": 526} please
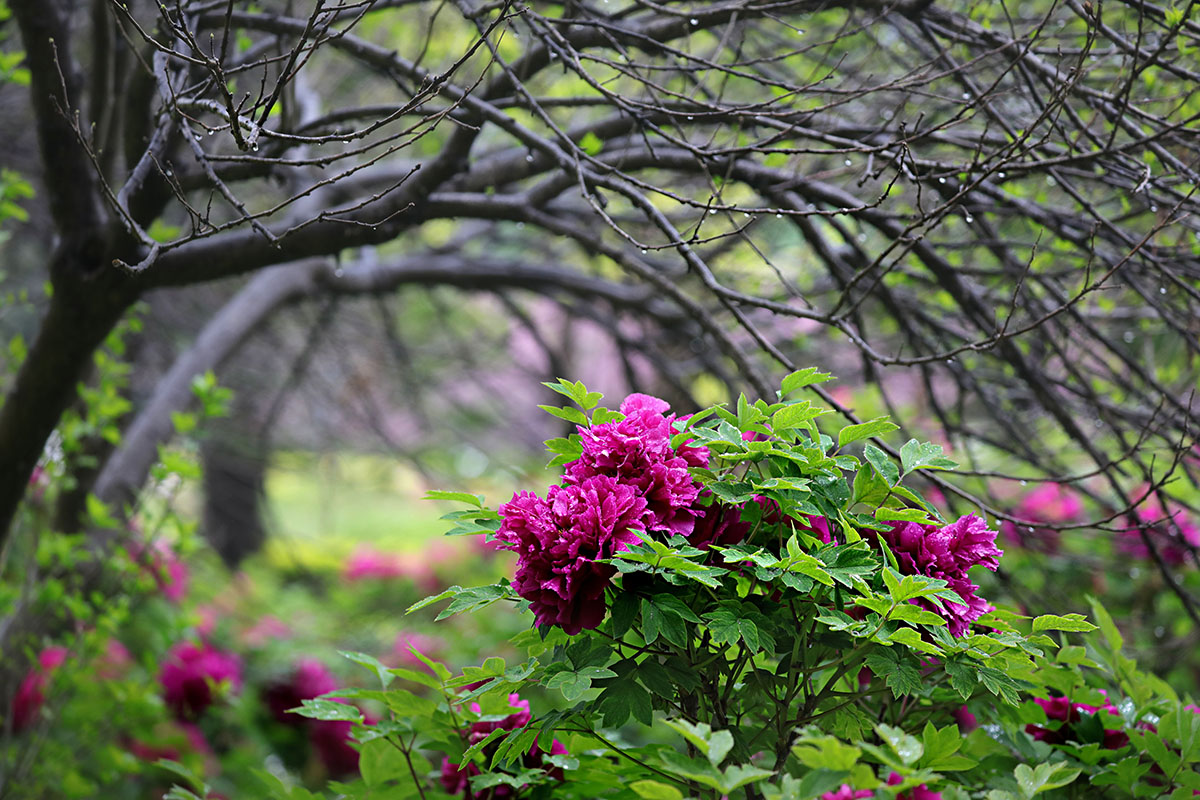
{"left": 865, "top": 514, "right": 1002, "bottom": 637}
{"left": 497, "top": 475, "right": 648, "bottom": 634}
{"left": 11, "top": 646, "right": 68, "bottom": 732}
{"left": 440, "top": 756, "right": 480, "bottom": 795}
{"left": 263, "top": 658, "right": 339, "bottom": 726}
{"left": 888, "top": 772, "right": 942, "bottom": 800}
{"left": 159, "top": 640, "right": 243, "bottom": 720}
{"left": 1116, "top": 492, "right": 1200, "bottom": 567}
{"left": 1001, "top": 483, "right": 1084, "bottom": 553}
{"left": 343, "top": 546, "right": 437, "bottom": 588}
{"left": 564, "top": 393, "right": 709, "bottom": 538}
{"left": 240, "top": 615, "right": 292, "bottom": 647}
{"left": 820, "top": 785, "right": 873, "bottom": 800}
{"left": 27, "top": 464, "right": 49, "bottom": 502}
{"left": 95, "top": 638, "right": 132, "bottom": 680}
{"left": 128, "top": 538, "right": 190, "bottom": 603}
{"left": 390, "top": 632, "right": 444, "bottom": 668}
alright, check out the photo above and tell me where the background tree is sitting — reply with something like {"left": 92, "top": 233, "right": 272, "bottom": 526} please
{"left": 1, "top": 0, "right": 1198, "bottom": 667}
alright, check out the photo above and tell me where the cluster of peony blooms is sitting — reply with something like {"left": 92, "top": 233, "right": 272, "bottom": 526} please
{"left": 1025, "top": 692, "right": 1131, "bottom": 750}
{"left": 440, "top": 693, "right": 567, "bottom": 799}
{"left": 263, "top": 658, "right": 376, "bottom": 776}
{"left": 496, "top": 394, "right": 712, "bottom": 634}
{"left": 497, "top": 393, "right": 1002, "bottom": 639}
{"left": 822, "top": 773, "right": 941, "bottom": 800}
{"left": 866, "top": 514, "right": 1003, "bottom": 637}
{"left": 1116, "top": 492, "right": 1200, "bottom": 568}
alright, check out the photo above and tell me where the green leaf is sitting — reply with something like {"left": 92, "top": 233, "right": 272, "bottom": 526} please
{"left": 863, "top": 444, "right": 899, "bottom": 486}
{"left": 629, "top": 780, "right": 684, "bottom": 800}
{"left": 359, "top": 738, "right": 411, "bottom": 787}
{"left": 424, "top": 490, "right": 485, "bottom": 508}
{"left": 338, "top": 651, "right": 396, "bottom": 689}
{"left": 877, "top": 723, "right": 923, "bottom": 765}
{"left": 538, "top": 404, "right": 589, "bottom": 425}
{"left": 1014, "top": 762, "right": 1082, "bottom": 797}
{"left": 837, "top": 417, "right": 899, "bottom": 448}
{"left": 578, "top": 131, "right": 604, "bottom": 156}
{"left": 771, "top": 401, "right": 829, "bottom": 431}
{"left": 865, "top": 649, "right": 922, "bottom": 698}
{"left": 1087, "top": 596, "right": 1124, "bottom": 652}
{"left": 1031, "top": 613, "right": 1097, "bottom": 634}
{"left": 780, "top": 367, "right": 834, "bottom": 396}
{"left": 598, "top": 680, "right": 653, "bottom": 727}
{"left": 290, "top": 699, "right": 363, "bottom": 722}
{"left": 899, "top": 439, "right": 958, "bottom": 475}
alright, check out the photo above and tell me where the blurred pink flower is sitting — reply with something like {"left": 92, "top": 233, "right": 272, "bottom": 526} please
{"left": 1001, "top": 483, "right": 1084, "bottom": 553}
{"left": 344, "top": 546, "right": 437, "bottom": 588}
{"left": 953, "top": 705, "right": 979, "bottom": 732}
{"left": 96, "top": 639, "right": 132, "bottom": 680}
{"left": 821, "top": 785, "right": 873, "bottom": 800}
{"left": 263, "top": 658, "right": 338, "bottom": 726}
{"left": 309, "top": 705, "right": 378, "bottom": 777}
{"left": 11, "top": 646, "right": 68, "bottom": 732}
{"left": 159, "top": 640, "right": 242, "bottom": 720}
{"left": 1117, "top": 492, "right": 1199, "bottom": 567}
{"left": 241, "top": 615, "right": 292, "bottom": 647}
{"left": 129, "top": 538, "right": 190, "bottom": 603}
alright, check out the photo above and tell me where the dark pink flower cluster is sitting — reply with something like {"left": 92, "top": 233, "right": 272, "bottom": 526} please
{"left": 887, "top": 772, "right": 942, "bottom": 800}
{"left": 440, "top": 694, "right": 567, "bottom": 799}
{"left": 565, "top": 394, "right": 709, "bottom": 537}
{"left": 159, "top": 640, "right": 243, "bottom": 720}
{"left": 498, "top": 476, "right": 647, "bottom": 633}
{"left": 1001, "top": 483, "right": 1084, "bottom": 553}
{"left": 1026, "top": 692, "right": 1129, "bottom": 749}
{"left": 10, "top": 646, "right": 68, "bottom": 733}
{"left": 1117, "top": 494, "right": 1199, "bottom": 567}
{"left": 821, "top": 785, "right": 873, "bottom": 799}
{"left": 262, "top": 658, "right": 376, "bottom": 776}
{"left": 868, "top": 514, "right": 1002, "bottom": 637}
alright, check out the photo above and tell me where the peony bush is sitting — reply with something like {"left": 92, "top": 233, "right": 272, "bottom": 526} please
{"left": 281, "top": 373, "right": 1200, "bottom": 799}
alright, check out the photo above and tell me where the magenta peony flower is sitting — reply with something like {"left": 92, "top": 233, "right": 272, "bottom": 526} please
{"left": 953, "top": 705, "right": 979, "bottom": 732}
{"left": 11, "top": 646, "right": 68, "bottom": 732}
{"left": 159, "top": 640, "right": 242, "bottom": 720}
{"left": 888, "top": 772, "right": 942, "bottom": 800}
{"left": 441, "top": 694, "right": 568, "bottom": 797}
{"left": 263, "top": 658, "right": 338, "bottom": 726}
{"left": 866, "top": 514, "right": 1001, "bottom": 637}
{"left": 1001, "top": 483, "right": 1083, "bottom": 553}
{"left": 467, "top": 694, "right": 531, "bottom": 745}
{"left": 564, "top": 393, "right": 708, "bottom": 537}
{"left": 309, "top": 714, "right": 367, "bottom": 777}
{"left": 821, "top": 785, "right": 873, "bottom": 799}
{"left": 1117, "top": 494, "right": 1199, "bottom": 567}
{"left": 1026, "top": 692, "right": 1127, "bottom": 748}
{"left": 497, "top": 475, "right": 648, "bottom": 634}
